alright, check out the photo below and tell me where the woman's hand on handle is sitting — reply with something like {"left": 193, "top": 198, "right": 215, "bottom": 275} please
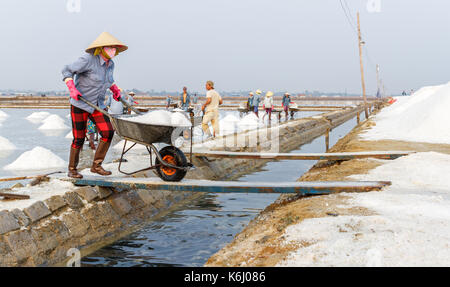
{"left": 65, "top": 78, "right": 82, "bottom": 101}
{"left": 110, "top": 84, "right": 122, "bottom": 101}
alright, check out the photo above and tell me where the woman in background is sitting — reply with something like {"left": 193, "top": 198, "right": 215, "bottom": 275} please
{"left": 263, "top": 91, "right": 274, "bottom": 121}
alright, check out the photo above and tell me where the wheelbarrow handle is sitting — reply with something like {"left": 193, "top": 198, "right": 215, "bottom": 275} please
{"left": 119, "top": 97, "right": 143, "bottom": 115}
{"left": 78, "top": 96, "right": 111, "bottom": 118}
{"left": 78, "top": 96, "right": 143, "bottom": 117}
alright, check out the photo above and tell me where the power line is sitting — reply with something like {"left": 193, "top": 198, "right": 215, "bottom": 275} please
{"left": 340, "top": 0, "right": 377, "bottom": 69}
{"left": 339, "top": 0, "right": 358, "bottom": 37}
{"left": 338, "top": 0, "right": 387, "bottom": 94}
{"left": 343, "top": 0, "right": 357, "bottom": 30}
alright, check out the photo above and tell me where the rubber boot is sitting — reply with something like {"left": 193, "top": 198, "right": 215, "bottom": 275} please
{"left": 88, "top": 134, "right": 96, "bottom": 150}
{"left": 90, "top": 140, "right": 112, "bottom": 176}
{"left": 68, "top": 147, "right": 83, "bottom": 179}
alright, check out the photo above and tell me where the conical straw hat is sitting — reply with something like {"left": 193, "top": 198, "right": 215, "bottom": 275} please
{"left": 85, "top": 32, "right": 128, "bottom": 54}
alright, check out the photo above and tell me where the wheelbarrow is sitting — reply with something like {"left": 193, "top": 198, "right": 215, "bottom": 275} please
{"left": 79, "top": 96, "right": 195, "bottom": 182}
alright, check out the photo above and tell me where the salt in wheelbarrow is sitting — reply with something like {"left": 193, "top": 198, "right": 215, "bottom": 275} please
{"left": 79, "top": 96, "right": 195, "bottom": 182}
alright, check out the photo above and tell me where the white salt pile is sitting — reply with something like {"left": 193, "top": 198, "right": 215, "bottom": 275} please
{"left": 171, "top": 112, "right": 192, "bottom": 126}
{"left": 362, "top": 82, "right": 450, "bottom": 144}
{"left": 38, "top": 114, "right": 70, "bottom": 130}
{"left": 220, "top": 114, "right": 240, "bottom": 135}
{"left": 4, "top": 146, "right": 66, "bottom": 171}
{"left": 0, "top": 136, "right": 16, "bottom": 150}
{"left": 278, "top": 152, "right": 450, "bottom": 267}
{"left": 121, "top": 110, "right": 191, "bottom": 127}
{"left": 0, "top": 179, "right": 74, "bottom": 211}
{"left": 26, "top": 111, "right": 51, "bottom": 123}
{"left": 238, "top": 113, "right": 263, "bottom": 131}
{"left": 0, "top": 110, "right": 9, "bottom": 119}
{"left": 221, "top": 114, "right": 240, "bottom": 123}
{"left": 0, "top": 110, "right": 8, "bottom": 125}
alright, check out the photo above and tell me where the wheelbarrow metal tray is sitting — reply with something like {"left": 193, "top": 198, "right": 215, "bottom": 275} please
{"left": 111, "top": 116, "right": 175, "bottom": 145}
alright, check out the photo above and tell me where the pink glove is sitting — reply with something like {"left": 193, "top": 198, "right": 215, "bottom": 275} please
{"left": 65, "top": 79, "right": 82, "bottom": 101}
{"left": 110, "top": 84, "right": 121, "bottom": 102}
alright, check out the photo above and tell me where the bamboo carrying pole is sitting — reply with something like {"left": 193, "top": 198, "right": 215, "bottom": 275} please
{"left": 357, "top": 12, "right": 369, "bottom": 119}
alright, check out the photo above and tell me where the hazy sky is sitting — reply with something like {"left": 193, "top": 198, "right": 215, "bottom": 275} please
{"left": 0, "top": 0, "right": 449, "bottom": 94}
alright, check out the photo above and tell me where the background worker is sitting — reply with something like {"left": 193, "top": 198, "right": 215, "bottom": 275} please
{"left": 282, "top": 92, "right": 291, "bottom": 120}
{"left": 62, "top": 32, "right": 127, "bottom": 178}
{"left": 166, "top": 95, "right": 173, "bottom": 110}
{"left": 125, "top": 91, "right": 138, "bottom": 114}
{"left": 263, "top": 91, "right": 274, "bottom": 121}
{"left": 201, "top": 80, "right": 222, "bottom": 138}
{"left": 180, "top": 86, "right": 191, "bottom": 111}
{"left": 86, "top": 119, "right": 97, "bottom": 150}
{"left": 106, "top": 91, "right": 129, "bottom": 115}
{"left": 247, "top": 92, "right": 254, "bottom": 112}
{"left": 192, "top": 93, "right": 198, "bottom": 104}
{"left": 253, "top": 89, "right": 262, "bottom": 117}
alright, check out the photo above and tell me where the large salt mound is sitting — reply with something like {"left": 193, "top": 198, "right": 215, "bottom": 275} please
{"left": 222, "top": 114, "right": 240, "bottom": 123}
{"left": 238, "top": 113, "right": 263, "bottom": 131}
{"left": 0, "top": 110, "right": 8, "bottom": 125}
{"left": 26, "top": 111, "right": 51, "bottom": 123}
{"left": 4, "top": 147, "right": 66, "bottom": 171}
{"left": 171, "top": 112, "right": 192, "bottom": 126}
{"left": 0, "top": 136, "right": 16, "bottom": 150}
{"left": 38, "top": 114, "right": 70, "bottom": 130}
{"left": 121, "top": 110, "right": 191, "bottom": 127}
{"left": 362, "top": 82, "right": 450, "bottom": 144}
{"left": 220, "top": 114, "right": 241, "bottom": 135}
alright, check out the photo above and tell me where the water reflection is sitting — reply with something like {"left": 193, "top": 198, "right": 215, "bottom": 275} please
{"left": 82, "top": 193, "right": 271, "bottom": 267}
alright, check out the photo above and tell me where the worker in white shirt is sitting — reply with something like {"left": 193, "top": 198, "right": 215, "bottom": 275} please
{"left": 201, "top": 80, "right": 223, "bottom": 138}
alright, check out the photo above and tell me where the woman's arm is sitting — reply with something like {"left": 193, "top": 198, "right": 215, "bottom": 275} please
{"left": 62, "top": 54, "right": 90, "bottom": 82}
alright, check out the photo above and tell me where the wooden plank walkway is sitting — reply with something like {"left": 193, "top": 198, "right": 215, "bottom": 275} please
{"left": 69, "top": 177, "right": 391, "bottom": 195}
{"left": 193, "top": 150, "right": 413, "bottom": 161}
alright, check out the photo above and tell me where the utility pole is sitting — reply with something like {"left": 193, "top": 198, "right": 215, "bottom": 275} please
{"left": 357, "top": 12, "right": 369, "bottom": 119}
{"left": 376, "top": 64, "right": 380, "bottom": 90}
{"left": 376, "top": 64, "right": 381, "bottom": 98}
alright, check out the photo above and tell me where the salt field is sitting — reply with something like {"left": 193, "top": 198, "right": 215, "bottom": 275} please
{"left": 0, "top": 108, "right": 317, "bottom": 185}
{"left": 0, "top": 109, "right": 75, "bottom": 184}
{"left": 0, "top": 106, "right": 344, "bottom": 267}
{"left": 80, "top": 113, "right": 359, "bottom": 266}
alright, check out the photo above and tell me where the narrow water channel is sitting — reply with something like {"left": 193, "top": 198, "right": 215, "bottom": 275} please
{"left": 81, "top": 114, "right": 361, "bottom": 267}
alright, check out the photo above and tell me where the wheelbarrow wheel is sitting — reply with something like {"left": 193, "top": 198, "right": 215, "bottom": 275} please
{"left": 155, "top": 146, "right": 188, "bottom": 182}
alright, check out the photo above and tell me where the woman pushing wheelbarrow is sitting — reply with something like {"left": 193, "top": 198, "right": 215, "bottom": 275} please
{"left": 62, "top": 32, "right": 128, "bottom": 179}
